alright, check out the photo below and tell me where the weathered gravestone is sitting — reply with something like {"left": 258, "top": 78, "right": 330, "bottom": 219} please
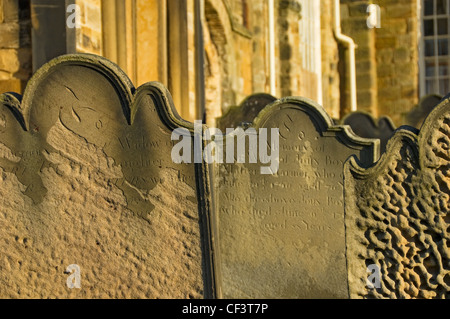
{"left": 0, "top": 54, "right": 216, "bottom": 298}
{"left": 217, "top": 93, "right": 277, "bottom": 131}
{"left": 405, "top": 94, "right": 443, "bottom": 129}
{"left": 341, "top": 111, "right": 396, "bottom": 154}
{"left": 214, "top": 97, "right": 379, "bottom": 299}
{"left": 345, "top": 95, "right": 450, "bottom": 299}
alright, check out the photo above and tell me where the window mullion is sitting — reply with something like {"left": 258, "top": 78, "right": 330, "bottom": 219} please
{"left": 435, "top": 0, "right": 441, "bottom": 92}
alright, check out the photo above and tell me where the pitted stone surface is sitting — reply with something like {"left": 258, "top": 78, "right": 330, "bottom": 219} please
{"left": 345, "top": 96, "right": 450, "bottom": 299}
{"left": 0, "top": 54, "right": 214, "bottom": 298}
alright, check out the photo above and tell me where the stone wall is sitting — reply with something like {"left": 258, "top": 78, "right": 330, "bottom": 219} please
{"left": 206, "top": 0, "right": 323, "bottom": 124}
{"left": 0, "top": 0, "right": 31, "bottom": 94}
{"left": 75, "top": 0, "right": 103, "bottom": 55}
{"left": 340, "top": 0, "right": 378, "bottom": 117}
{"left": 0, "top": 0, "right": 423, "bottom": 126}
{"left": 375, "top": 0, "right": 419, "bottom": 126}
{"left": 135, "top": 0, "right": 167, "bottom": 87}
{"left": 205, "top": 0, "right": 257, "bottom": 119}
{"left": 277, "top": 0, "right": 302, "bottom": 98}
{"left": 67, "top": 0, "right": 420, "bottom": 126}
{"left": 320, "top": 0, "right": 341, "bottom": 119}
{"left": 340, "top": 0, "right": 419, "bottom": 125}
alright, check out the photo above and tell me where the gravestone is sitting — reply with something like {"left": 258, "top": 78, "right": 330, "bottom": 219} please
{"left": 405, "top": 94, "right": 443, "bottom": 129}
{"left": 214, "top": 97, "right": 379, "bottom": 299}
{"left": 345, "top": 95, "right": 450, "bottom": 299}
{"left": 0, "top": 54, "right": 216, "bottom": 298}
{"left": 341, "top": 111, "right": 396, "bottom": 153}
{"left": 217, "top": 93, "right": 277, "bottom": 131}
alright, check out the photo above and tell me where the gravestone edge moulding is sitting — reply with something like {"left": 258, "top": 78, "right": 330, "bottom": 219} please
{"left": 0, "top": 53, "right": 219, "bottom": 299}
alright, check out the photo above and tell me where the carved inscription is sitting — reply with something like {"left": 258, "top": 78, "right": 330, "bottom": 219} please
{"left": 216, "top": 102, "right": 377, "bottom": 299}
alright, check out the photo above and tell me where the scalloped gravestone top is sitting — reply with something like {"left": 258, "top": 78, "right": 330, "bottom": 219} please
{"left": 214, "top": 98, "right": 379, "bottom": 299}
{"left": 341, "top": 112, "right": 396, "bottom": 154}
{"left": 405, "top": 94, "right": 443, "bottom": 129}
{"left": 345, "top": 96, "right": 450, "bottom": 299}
{"left": 0, "top": 55, "right": 215, "bottom": 298}
{"left": 217, "top": 93, "right": 277, "bottom": 131}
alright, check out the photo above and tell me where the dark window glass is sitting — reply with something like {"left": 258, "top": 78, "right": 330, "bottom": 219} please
{"left": 422, "top": 0, "right": 450, "bottom": 95}
{"left": 438, "top": 18, "right": 448, "bottom": 34}
{"left": 426, "top": 60, "right": 437, "bottom": 76}
{"left": 438, "top": 38, "right": 449, "bottom": 55}
{"left": 437, "top": 0, "right": 447, "bottom": 14}
{"left": 425, "top": 0, "right": 435, "bottom": 16}
{"left": 439, "top": 59, "right": 449, "bottom": 75}
{"left": 425, "top": 39, "right": 436, "bottom": 56}
{"left": 427, "top": 79, "right": 437, "bottom": 93}
{"left": 424, "top": 19, "right": 435, "bottom": 36}
{"left": 439, "top": 78, "right": 449, "bottom": 94}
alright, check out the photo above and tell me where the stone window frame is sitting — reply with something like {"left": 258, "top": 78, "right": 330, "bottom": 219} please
{"left": 419, "top": 0, "right": 450, "bottom": 97}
